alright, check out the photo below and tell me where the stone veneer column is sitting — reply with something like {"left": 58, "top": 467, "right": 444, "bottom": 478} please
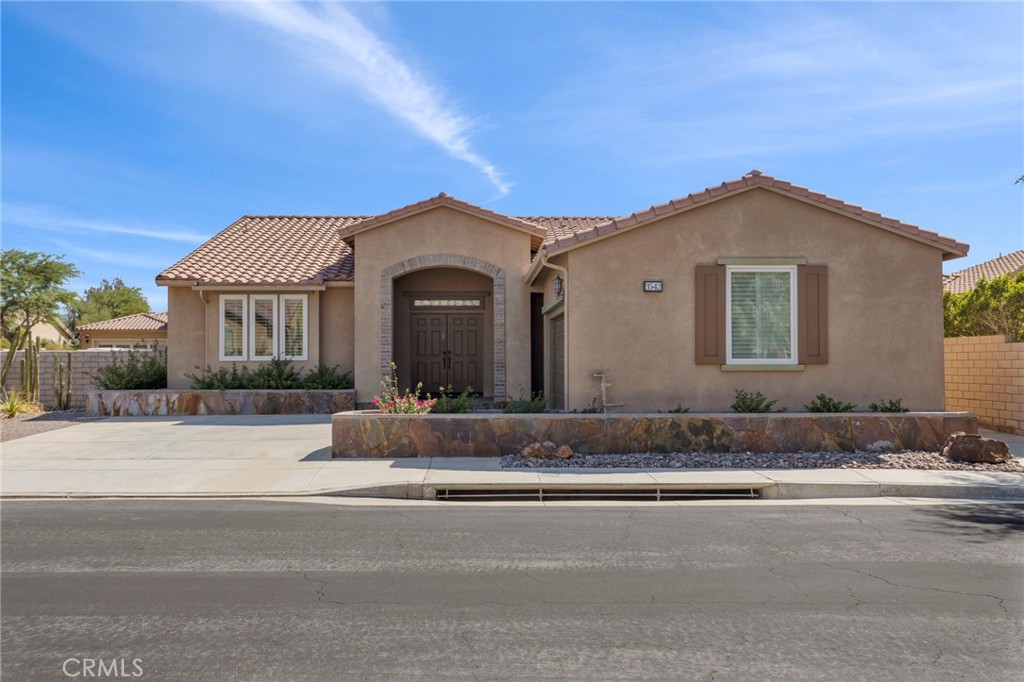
{"left": 380, "top": 254, "right": 506, "bottom": 401}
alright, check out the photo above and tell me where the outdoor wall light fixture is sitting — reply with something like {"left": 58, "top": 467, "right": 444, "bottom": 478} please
{"left": 553, "top": 275, "right": 564, "bottom": 298}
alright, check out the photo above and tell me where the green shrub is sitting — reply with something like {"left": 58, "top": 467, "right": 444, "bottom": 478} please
{"left": 244, "top": 358, "right": 304, "bottom": 389}
{"left": 668, "top": 403, "right": 690, "bottom": 413}
{"left": 730, "top": 389, "right": 785, "bottom": 413}
{"left": 944, "top": 272, "right": 1023, "bottom": 341}
{"left": 431, "top": 385, "right": 474, "bottom": 413}
{"left": 503, "top": 392, "right": 548, "bottom": 413}
{"left": 301, "top": 364, "right": 353, "bottom": 390}
{"left": 868, "top": 398, "right": 909, "bottom": 413}
{"left": 92, "top": 350, "right": 167, "bottom": 390}
{"left": 0, "top": 389, "right": 38, "bottom": 418}
{"left": 804, "top": 393, "right": 856, "bottom": 413}
{"left": 187, "top": 360, "right": 353, "bottom": 390}
{"left": 186, "top": 365, "right": 243, "bottom": 389}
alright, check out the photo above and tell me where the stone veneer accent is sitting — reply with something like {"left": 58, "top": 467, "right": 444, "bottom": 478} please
{"left": 87, "top": 389, "right": 355, "bottom": 416}
{"left": 332, "top": 412, "right": 978, "bottom": 458}
{"left": 379, "top": 254, "right": 506, "bottom": 400}
{"left": 945, "top": 335, "right": 1023, "bottom": 436}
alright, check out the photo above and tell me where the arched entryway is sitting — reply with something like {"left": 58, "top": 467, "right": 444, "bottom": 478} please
{"left": 380, "top": 254, "right": 506, "bottom": 400}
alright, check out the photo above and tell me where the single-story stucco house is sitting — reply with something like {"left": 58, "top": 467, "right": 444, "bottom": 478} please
{"left": 78, "top": 312, "right": 169, "bottom": 349}
{"left": 156, "top": 171, "right": 969, "bottom": 412}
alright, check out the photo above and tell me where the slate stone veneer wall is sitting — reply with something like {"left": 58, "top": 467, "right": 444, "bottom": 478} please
{"left": 87, "top": 389, "right": 356, "bottom": 416}
{"left": 332, "top": 412, "right": 978, "bottom": 458}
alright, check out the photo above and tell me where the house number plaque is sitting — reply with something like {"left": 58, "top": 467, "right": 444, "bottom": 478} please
{"left": 643, "top": 280, "right": 663, "bottom": 292}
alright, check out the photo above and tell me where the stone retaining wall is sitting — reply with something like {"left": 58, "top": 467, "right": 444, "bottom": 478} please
{"left": 332, "top": 412, "right": 978, "bottom": 458}
{"left": 1, "top": 349, "right": 139, "bottom": 409}
{"left": 945, "top": 335, "right": 1023, "bottom": 435}
{"left": 87, "top": 389, "right": 356, "bottom": 416}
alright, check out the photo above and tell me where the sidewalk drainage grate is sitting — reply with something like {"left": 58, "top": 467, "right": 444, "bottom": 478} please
{"left": 434, "top": 488, "right": 760, "bottom": 502}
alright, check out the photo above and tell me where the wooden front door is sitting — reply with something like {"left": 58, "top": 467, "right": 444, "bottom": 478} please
{"left": 411, "top": 313, "right": 483, "bottom": 394}
{"left": 550, "top": 315, "right": 565, "bottom": 410}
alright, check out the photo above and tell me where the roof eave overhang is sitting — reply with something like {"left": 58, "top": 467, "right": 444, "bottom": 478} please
{"left": 525, "top": 248, "right": 548, "bottom": 285}
{"left": 337, "top": 198, "right": 547, "bottom": 249}
{"left": 543, "top": 184, "right": 969, "bottom": 260}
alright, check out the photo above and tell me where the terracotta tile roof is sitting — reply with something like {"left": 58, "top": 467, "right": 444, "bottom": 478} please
{"left": 157, "top": 211, "right": 613, "bottom": 287}
{"left": 522, "top": 216, "right": 621, "bottom": 243}
{"left": 78, "top": 312, "right": 169, "bottom": 332}
{"left": 335, "top": 193, "right": 549, "bottom": 245}
{"left": 543, "top": 170, "right": 970, "bottom": 260}
{"left": 157, "top": 215, "right": 364, "bottom": 286}
{"left": 157, "top": 175, "right": 969, "bottom": 287}
{"left": 943, "top": 249, "right": 1024, "bottom": 294}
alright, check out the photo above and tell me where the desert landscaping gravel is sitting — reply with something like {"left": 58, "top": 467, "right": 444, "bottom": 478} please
{"left": 1, "top": 410, "right": 99, "bottom": 443}
{"left": 501, "top": 450, "right": 1024, "bottom": 472}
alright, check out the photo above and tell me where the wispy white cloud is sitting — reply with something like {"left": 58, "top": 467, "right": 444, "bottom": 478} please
{"left": 215, "top": 1, "right": 510, "bottom": 196}
{"left": 4, "top": 203, "right": 208, "bottom": 244}
{"left": 44, "top": 238, "right": 171, "bottom": 271}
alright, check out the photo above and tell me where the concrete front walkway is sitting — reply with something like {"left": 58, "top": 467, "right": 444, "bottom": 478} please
{"left": 2, "top": 416, "right": 1022, "bottom": 500}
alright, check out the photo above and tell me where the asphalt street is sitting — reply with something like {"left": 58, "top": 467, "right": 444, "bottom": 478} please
{"left": 2, "top": 500, "right": 1022, "bottom": 681}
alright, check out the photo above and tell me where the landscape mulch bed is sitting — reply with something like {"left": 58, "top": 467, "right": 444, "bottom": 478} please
{"left": 501, "top": 451, "right": 1024, "bottom": 472}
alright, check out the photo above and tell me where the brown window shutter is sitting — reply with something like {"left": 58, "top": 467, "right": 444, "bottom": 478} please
{"left": 695, "top": 265, "right": 726, "bottom": 365}
{"left": 798, "top": 265, "right": 828, "bottom": 364}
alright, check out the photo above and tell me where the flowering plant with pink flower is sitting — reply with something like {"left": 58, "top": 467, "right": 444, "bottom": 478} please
{"left": 372, "top": 363, "right": 436, "bottom": 414}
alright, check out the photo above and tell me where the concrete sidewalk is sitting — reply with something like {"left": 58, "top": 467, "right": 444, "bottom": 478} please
{"left": 2, "top": 415, "right": 1022, "bottom": 500}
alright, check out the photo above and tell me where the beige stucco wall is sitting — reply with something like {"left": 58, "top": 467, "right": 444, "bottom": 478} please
{"left": 945, "top": 335, "right": 1023, "bottom": 435}
{"left": 319, "top": 286, "right": 356, "bottom": 375}
{"left": 560, "top": 188, "right": 949, "bottom": 411}
{"left": 167, "top": 287, "right": 206, "bottom": 388}
{"left": 352, "top": 205, "right": 534, "bottom": 401}
{"left": 166, "top": 286, "right": 353, "bottom": 389}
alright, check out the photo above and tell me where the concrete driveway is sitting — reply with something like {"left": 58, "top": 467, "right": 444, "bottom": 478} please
{"left": 0, "top": 415, "right": 436, "bottom": 497}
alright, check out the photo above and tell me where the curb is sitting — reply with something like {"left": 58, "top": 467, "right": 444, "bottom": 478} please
{"left": 4, "top": 481, "right": 1022, "bottom": 501}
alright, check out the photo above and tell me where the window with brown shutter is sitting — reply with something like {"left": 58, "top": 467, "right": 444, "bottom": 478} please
{"left": 695, "top": 262, "right": 828, "bottom": 367}
{"left": 694, "top": 265, "right": 726, "bottom": 364}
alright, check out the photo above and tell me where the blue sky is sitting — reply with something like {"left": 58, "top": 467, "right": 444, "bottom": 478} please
{"left": 3, "top": 1, "right": 1022, "bottom": 311}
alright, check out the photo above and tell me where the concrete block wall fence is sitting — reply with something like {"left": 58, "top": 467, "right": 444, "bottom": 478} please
{"left": 944, "top": 335, "right": 1024, "bottom": 435}
{"left": 0, "top": 349, "right": 141, "bottom": 409}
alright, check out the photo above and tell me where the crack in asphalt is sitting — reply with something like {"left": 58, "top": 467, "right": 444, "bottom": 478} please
{"left": 819, "top": 561, "right": 1019, "bottom": 620}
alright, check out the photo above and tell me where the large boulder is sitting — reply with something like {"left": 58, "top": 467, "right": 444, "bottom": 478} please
{"left": 941, "top": 432, "right": 1012, "bottom": 464}
{"left": 519, "top": 442, "right": 574, "bottom": 459}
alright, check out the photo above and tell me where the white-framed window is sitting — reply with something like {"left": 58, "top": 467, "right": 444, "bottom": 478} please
{"left": 280, "top": 294, "right": 308, "bottom": 361}
{"left": 218, "top": 294, "right": 307, "bottom": 361}
{"left": 725, "top": 266, "right": 797, "bottom": 364}
{"left": 249, "top": 295, "right": 278, "bottom": 361}
{"left": 220, "top": 295, "right": 248, "bottom": 361}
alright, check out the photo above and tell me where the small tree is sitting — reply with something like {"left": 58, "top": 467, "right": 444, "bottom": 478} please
{"left": 944, "top": 272, "right": 1024, "bottom": 342}
{"left": 0, "top": 250, "right": 80, "bottom": 382}
{"left": 68, "top": 278, "right": 150, "bottom": 330}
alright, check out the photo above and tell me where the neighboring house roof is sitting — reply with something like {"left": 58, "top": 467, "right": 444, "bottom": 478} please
{"left": 943, "top": 249, "right": 1024, "bottom": 295}
{"left": 29, "top": 317, "right": 74, "bottom": 343}
{"left": 157, "top": 171, "right": 969, "bottom": 287}
{"left": 78, "top": 312, "right": 169, "bottom": 332}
